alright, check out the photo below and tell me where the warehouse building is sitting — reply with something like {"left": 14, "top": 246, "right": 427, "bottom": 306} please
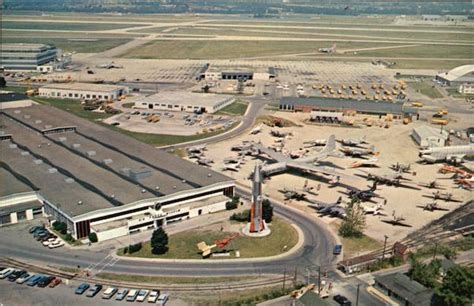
{"left": 436, "top": 65, "right": 474, "bottom": 86}
{"left": 134, "top": 91, "right": 235, "bottom": 114}
{"left": 0, "top": 103, "right": 235, "bottom": 241}
{"left": 412, "top": 125, "right": 449, "bottom": 148}
{"left": 280, "top": 97, "right": 417, "bottom": 117}
{"left": 0, "top": 92, "right": 33, "bottom": 109}
{"left": 373, "top": 273, "right": 434, "bottom": 306}
{"left": 0, "top": 43, "right": 70, "bottom": 72}
{"left": 38, "top": 83, "right": 129, "bottom": 102}
{"left": 198, "top": 65, "right": 276, "bottom": 81}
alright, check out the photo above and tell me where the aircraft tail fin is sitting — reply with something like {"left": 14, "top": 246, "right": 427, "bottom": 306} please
{"left": 320, "top": 134, "right": 336, "bottom": 156}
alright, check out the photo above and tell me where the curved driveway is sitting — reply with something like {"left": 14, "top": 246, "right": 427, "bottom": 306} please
{"left": 0, "top": 187, "right": 336, "bottom": 277}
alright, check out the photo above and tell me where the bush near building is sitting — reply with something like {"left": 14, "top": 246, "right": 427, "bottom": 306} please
{"left": 52, "top": 221, "right": 67, "bottom": 235}
{"left": 225, "top": 196, "right": 240, "bottom": 210}
{"left": 229, "top": 201, "right": 273, "bottom": 223}
{"left": 88, "top": 232, "right": 98, "bottom": 243}
{"left": 151, "top": 227, "right": 169, "bottom": 255}
{"left": 126, "top": 243, "right": 142, "bottom": 254}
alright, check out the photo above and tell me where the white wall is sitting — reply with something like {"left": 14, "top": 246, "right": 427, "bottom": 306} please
{"left": 94, "top": 226, "right": 128, "bottom": 242}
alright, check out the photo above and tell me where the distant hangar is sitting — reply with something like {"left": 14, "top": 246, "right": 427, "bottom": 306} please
{"left": 0, "top": 102, "right": 235, "bottom": 241}
{"left": 196, "top": 63, "right": 276, "bottom": 81}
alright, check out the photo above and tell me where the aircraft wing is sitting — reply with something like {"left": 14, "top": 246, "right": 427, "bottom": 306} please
{"left": 253, "top": 143, "right": 289, "bottom": 162}
{"left": 287, "top": 162, "right": 353, "bottom": 180}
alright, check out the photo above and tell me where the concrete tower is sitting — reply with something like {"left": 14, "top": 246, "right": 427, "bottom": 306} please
{"left": 250, "top": 163, "right": 265, "bottom": 233}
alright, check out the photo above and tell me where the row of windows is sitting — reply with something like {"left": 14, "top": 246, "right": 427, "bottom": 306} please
{"left": 43, "top": 91, "right": 110, "bottom": 100}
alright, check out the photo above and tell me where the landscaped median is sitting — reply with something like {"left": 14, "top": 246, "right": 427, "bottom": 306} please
{"left": 117, "top": 217, "right": 299, "bottom": 260}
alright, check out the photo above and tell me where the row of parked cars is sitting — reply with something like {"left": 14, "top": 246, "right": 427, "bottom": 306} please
{"left": 29, "top": 225, "right": 64, "bottom": 249}
{"left": 0, "top": 267, "right": 62, "bottom": 288}
{"left": 75, "top": 283, "right": 169, "bottom": 305}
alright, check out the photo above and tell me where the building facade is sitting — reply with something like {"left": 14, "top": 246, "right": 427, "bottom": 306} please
{"left": 1, "top": 44, "right": 59, "bottom": 71}
{"left": 38, "top": 83, "right": 129, "bottom": 102}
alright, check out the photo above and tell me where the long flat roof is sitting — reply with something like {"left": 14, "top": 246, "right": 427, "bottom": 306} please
{"left": 1, "top": 103, "right": 233, "bottom": 218}
{"left": 137, "top": 91, "right": 234, "bottom": 107}
{"left": 375, "top": 273, "right": 433, "bottom": 305}
{"left": 0, "top": 166, "right": 36, "bottom": 198}
{"left": 1, "top": 43, "right": 55, "bottom": 52}
{"left": 40, "top": 83, "right": 127, "bottom": 92}
{"left": 281, "top": 97, "right": 416, "bottom": 114}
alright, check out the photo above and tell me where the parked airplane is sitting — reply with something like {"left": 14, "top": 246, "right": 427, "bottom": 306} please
{"left": 232, "top": 141, "right": 254, "bottom": 152}
{"left": 360, "top": 202, "right": 385, "bottom": 215}
{"left": 187, "top": 144, "right": 207, "bottom": 153}
{"left": 250, "top": 125, "right": 263, "bottom": 135}
{"left": 356, "top": 170, "right": 420, "bottom": 190}
{"left": 222, "top": 161, "right": 242, "bottom": 172}
{"left": 196, "top": 158, "right": 213, "bottom": 167}
{"left": 270, "top": 130, "right": 292, "bottom": 138}
{"left": 418, "top": 180, "right": 445, "bottom": 190}
{"left": 455, "top": 177, "right": 474, "bottom": 190}
{"left": 390, "top": 162, "right": 411, "bottom": 173}
{"left": 425, "top": 191, "right": 462, "bottom": 202}
{"left": 308, "top": 197, "right": 346, "bottom": 218}
{"left": 318, "top": 43, "right": 337, "bottom": 53}
{"left": 438, "top": 165, "right": 472, "bottom": 178}
{"left": 344, "top": 182, "right": 379, "bottom": 202}
{"left": 350, "top": 158, "right": 380, "bottom": 168}
{"left": 279, "top": 180, "right": 320, "bottom": 200}
{"left": 303, "top": 139, "right": 327, "bottom": 148}
{"left": 252, "top": 135, "right": 349, "bottom": 179}
{"left": 382, "top": 211, "right": 412, "bottom": 227}
{"left": 419, "top": 144, "right": 474, "bottom": 164}
{"left": 416, "top": 201, "right": 449, "bottom": 212}
{"left": 96, "top": 62, "right": 123, "bottom": 69}
{"left": 188, "top": 152, "right": 204, "bottom": 159}
{"left": 340, "top": 145, "right": 378, "bottom": 158}
{"left": 337, "top": 136, "right": 368, "bottom": 147}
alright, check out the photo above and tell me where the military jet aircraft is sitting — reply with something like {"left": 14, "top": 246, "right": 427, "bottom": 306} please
{"left": 337, "top": 136, "right": 368, "bottom": 147}
{"left": 340, "top": 145, "right": 378, "bottom": 158}
{"left": 222, "top": 161, "right": 242, "bottom": 172}
{"left": 188, "top": 152, "right": 204, "bottom": 159}
{"left": 303, "top": 139, "right": 327, "bottom": 148}
{"left": 416, "top": 201, "right": 449, "bottom": 212}
{"left": 196, "top": 158, "right": 214, "bottom": 167}
{"left": 382, "top": 211, "right": 412, "bottom": 227}
{"left": 425, "top": 191, "right": 462, "bottom": 203}
{"left": 318, "top": 43, "right": 337, "bottom": 53}
{"left": 350, "top": 158, "right": 380, "bottom": 168}
{"left": 308, "top": 197, "right": 346, "bottom": 218}
{"left": 390, "top": 162, "right": 412, "bottom": 173}
{"left": 231, "top": 141, "right": 254, "bottom": 152}
{"left": 360, "top": 202, "right": 385, "bottom": 215}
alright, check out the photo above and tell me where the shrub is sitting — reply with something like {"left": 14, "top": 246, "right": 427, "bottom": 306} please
{"left": 225, "top": 196, "right": 240, "bottom": 210}
{"left": 53, "top": 221, "right": 67, "bottom": 235}
{"left": 128, "top": 242, "right": 142, "bottom": 254}
{"left": 151, "top": 227, "right": 169, "bottom": 255}
{"left": 230, "top": 209, "right": 250, "bottom": 222}
{"left": 88, "top": 232, "right": 98, "bottom": 243}
{"left": 64, "top": 233, "right": 74, "bottom": 242}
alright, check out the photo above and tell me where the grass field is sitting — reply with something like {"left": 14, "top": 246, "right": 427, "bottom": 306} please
{"left": 408, "top": 81, "right": 444, "bottom": 99}
{"left": 95, "top": 272, "right": 260, "bottom": 284}
{"left": 216, "top": 100, "right": 249, "bottom": 116}
{"left": 119, "top": 217, "right": 298, "bottom": 259}
{"left": 122, "top": 40, "right": 394, "bottom": 59}
{"left": 32, "top": 97, "right": 116, "bottom": 120}
{"left": 340, "top": 234, "right": 382, "bottom": 259}
{"left": 2, "top": 21, "right": 146, "bottom": 31}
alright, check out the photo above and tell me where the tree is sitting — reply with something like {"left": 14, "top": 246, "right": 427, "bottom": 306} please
{"left": 225, "top": 196, "right": 240, "bottom": 210}
{"left": 128, "top": 242, "right": 142, "bottom": 254}
{"left": 338, "top": 199, "right": 366, "bottom": 238}
{"left": 0, "top": 77, "right": 6, "bottom": 88}
{"left": 435, "top": 265, "right": 474, "bottom": 306}
{"left": 407, "top": 257, "right": 441, "bottom": 289}
{"left": 88, "top": 232, "right": 98, "bottom": 243}
{"left": 229, "top": 209, "right": 250, "bottom": 222}
{"left": 53, "top": 221, "right": 67, "bottom": 235}
{"left": 150, "top": 227, "right": 169, "bottom": 255}
{"left": 262, "top": 199, "right": 273, "bottom": 223}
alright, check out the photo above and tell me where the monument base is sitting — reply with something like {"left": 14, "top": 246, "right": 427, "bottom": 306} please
{"left": 242, "top": 221, "right": 272, "bottom": 237}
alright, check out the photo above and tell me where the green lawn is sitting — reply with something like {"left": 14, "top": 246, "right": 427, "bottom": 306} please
{"left": 2, "top": 21, "right": 147, "bottom": 31}
{"left": 216, "top": 100, "right": 249, "bottom": 116}
{"left": 119, "top": 217, "right": 298, "bottom": 259}
{"left": 95, "top": 272, "right": 260, "bottom": 284}
{"left": 32, "top": 97, "right": 115, "bottom": 120}
{"left": 340, "top": 234, "right": 382, "bottom": 259}
{"left": 408, "top": 81, "right": 444, "bottom": 99}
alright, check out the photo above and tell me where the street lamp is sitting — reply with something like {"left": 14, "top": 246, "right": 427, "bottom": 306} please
{"left": 382, "top": 235, "right": 389, "bottom": 260}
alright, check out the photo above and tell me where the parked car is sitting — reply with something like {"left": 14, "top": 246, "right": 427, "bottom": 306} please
{"left": 115, "top": 288, "right": 129, "bottom": 301}
{"left": 29, "top": 225, "right": 43, "bottom": 233}
{"left": 157, "top": 293, "right": 169, "bottom": 306}
{"left": 102, "top": 287, "right": 118, "bottom": 299}
{"left": 136, "top": 289, "right": 149, "bottom": 302}
{"left": 75, "top": 283, "right": 90, "bottom": 295}
{"left": 42, "top": 237, "right": 58, "bottom": 247}
{"left": 86, "top": 284, "right": 103, "bottom": 297}
{"left": 49, "top": 240, "right": 65, "bottom": 249}
{"left": 126, "top": 289, "right": 139, "bottom": 302}
{"left": 333, "top": 294, "right": 351, "bottom": 306}
{"left": 148, "top": 290, "right": 160, "bottom": 303}
{"left": 333, "top": 244, "right": 343, "bottom": 255}
{"left": 48, "top": 277, "right": 62, "bottom": 288}
{"left": 0, "top": 268, "right": 16, "bottom": 279}
{"left": 26, "top": 274, "right": 45, "bottom": 287}
{"left": 7, "top": 270, "right": 27, "bottom": 282}
{"left": 35, "top": 231, "right": 49, "bottom": 241}
{"left": 32, "top": 228, "right": 47, "bottom": 237}
{"left": 16, "top": 273, "right": 33, "bottom": 284}
{"left": 38, "top": 276, "right": 55, "bottom": 288}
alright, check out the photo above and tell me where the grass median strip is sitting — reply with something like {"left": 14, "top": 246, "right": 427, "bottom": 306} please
{"left": 95, "top": 272, "right": 262, "bottom": 284}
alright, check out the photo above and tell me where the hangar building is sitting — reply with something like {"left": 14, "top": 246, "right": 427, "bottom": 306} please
{"left": 280, "top": 97, "right": 417, "bottom": 117}
{"left": 436, "top": 65, "right": 474, "bottom": 87}
{"left": 38, "top": 83, "right": 129, "bottom": 102}
{"left": 0, "top": 43, "right": 70, "bottom": 72}
{"left": 411, "top": 125, "right": 449, "bottom": 148}
{"left": 0, "top": 103, "right": 235, "bottom": 241}
{"left": 197, "top": 65, "right": 276, "bottom": 81}
{"left": 134, "top": 92, "right": 235, "bottom": 114}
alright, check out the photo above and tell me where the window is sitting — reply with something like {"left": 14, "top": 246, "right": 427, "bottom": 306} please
{"left": 86, "top": 94, "right": 90, "bottom": 98}
{"left": 17, "top": 211, "right": 27, "bottom": 221}
{"left": 74, "top": 93, "right": 78, "bottom": 98}
{"left": 0, "top": 214, "right": 11, "bottom": 225}
{"left": 92, "top": 95, "right": 96, "bottom": 99}
{"left": 68, "top": 93, "right": 73, "bottom": 97}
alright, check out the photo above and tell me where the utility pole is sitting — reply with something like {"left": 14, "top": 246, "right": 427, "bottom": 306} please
{"left": 356, "top": 284, "right": 360, "bottom": 306}
{"left": 306, "top": 268, "right": 310, "bottom": 285}
{"left": 433, "top": 242, "right": 438, "bottom": 261}
{"left": 318, "top": 266, "right": 321, "bottom": 297}
{"left": 282, "top": 268, "right": 286, "bottom": 291}
{"left": 382, "top": 235, "right": 389, "bottom": 260}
